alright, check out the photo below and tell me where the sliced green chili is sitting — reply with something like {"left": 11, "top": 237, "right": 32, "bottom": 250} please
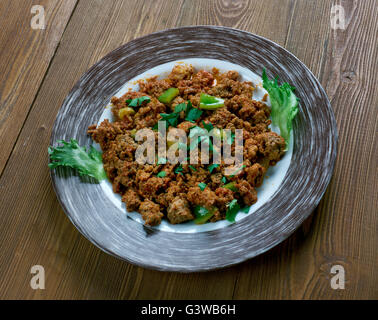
{"left": 223, "top": 181, "right": 237, "bottom": 191}
{"left": 193, "top": 206, "right": 215, "bottom": 224}
{"left": 158, "top": 88, "right": 179, "bottom": 104}
{"left": 199, "top": 93, "right": 225, "bottom": 110}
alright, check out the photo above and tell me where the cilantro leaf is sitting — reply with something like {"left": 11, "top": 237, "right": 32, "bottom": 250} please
{"left": 194, "top": 205, "right": 209, "bottom": 216}
{"left": 188, "top": 165, "right": 197, "bottom": 171}
{"left": 159, "top": 101, "right": 191, "bottom": 129}
{"left": 198, "top": 182, "right": 207, "bottom": 191}
{"left": 193, "top": 206, "right": 215, "bottom": 224}
{"left": 174, "top": 103, "right": 187, "bottom": 113}
{"left": 48, "top": 139, "right": 106, "bottom": 181}
{"left": 208, "top": 163, "right": 220, "bottom": 173}
{"left": 156, "top": 171, "right": 166, "bottom": 178}
{"left": 185, "top": 101, "right": 203, "bottom": 122}
{"left": 262, "top": 69, "right": 299, "bottom": 147}
{"left": 126, "top": 96, "right": 150, "bottom": 107}
{"left": 202, "top": 120, "right": 214, "bottom": 132}
{"left": 226, "top": 199, "right": 240, "bottom": 223}
{"left": 160, "top": 112, "right": 180, "bottom": 128}
{"left": 174, "top": 164, "right": 183, "bottom": 175}
{"left": 241, "top": 206, "right": 250, "bottom": 213}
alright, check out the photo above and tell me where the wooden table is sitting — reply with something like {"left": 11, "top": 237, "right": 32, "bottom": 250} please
{"left": 0, "top": 0, "right": 376, "bottom": 300}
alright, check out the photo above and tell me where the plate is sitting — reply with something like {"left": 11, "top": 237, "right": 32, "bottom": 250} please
{"left": 50, "top": 26, "right": 337, "bottom": 272}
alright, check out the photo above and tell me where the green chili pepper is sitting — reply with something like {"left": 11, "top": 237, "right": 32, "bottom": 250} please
{"left": 158, "top": 88, "right": 179, "bottom": 104}
{"left": 194, "top": 212, "right": 214, "bottom": 224}
{"left": 199, "top": 93, "right": 225, "bottom": 110}
{"left": 223, "top": 181, "right": 237, "bottom": 191}
{"left": 193, "top": 206, "right": 215, "bottom": 224}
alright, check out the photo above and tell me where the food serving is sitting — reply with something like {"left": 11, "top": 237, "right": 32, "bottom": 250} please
{"left": 49, "top": 64, "right": 298, "bottom": 227}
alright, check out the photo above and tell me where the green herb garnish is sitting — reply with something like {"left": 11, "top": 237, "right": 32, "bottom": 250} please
{"left": 48, "top": 139, "right": 106, "bottom": 181}
{"left": 241, "top": 206, "right": 250, "bottom": 213}
{"left": 185, "top": 101, "right": 203, "bottom": 122}
{"left": 174, "top": 103, "right": 187, "bottom": 113}
{"left": 262, "top": 69, "right": 299, "bottom": 147}
{"left": 126, "top": 96, "right": 150, "bottom": 107}
{"left": 159, "top": 101, "right": 193, "bottom": 129}
{"left": 202, "top": 120, "right": 214, "bottom": 132}
{"left": 221, "top": 176, "right": 227, "bottom": 184}
{"left": 188, "top": 165, "right": 197, "bottom": 171}
{"left": 198, "top": 182, "right": 207, "bottom": 191}
{"left": 225, "top": 199, "right": 240, "bottom": 223}
{"left": 208, "top": 163, "right": 220, "bottom": 173}
{"left": 156, "top": 171, "right": 166, "bottom": 178}
{"left": 174, "top": 164, "right": 183, "bottom": 175}
{"left": 160, "top": 112, "right": 180, "bottom": 128}
{"left": 193, "top": 206, "right": 215, "bottom": 224}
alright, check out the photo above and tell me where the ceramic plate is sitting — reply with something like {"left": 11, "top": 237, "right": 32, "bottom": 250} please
{"left": 50, "top": 26, "right": 337, "bottom": 272}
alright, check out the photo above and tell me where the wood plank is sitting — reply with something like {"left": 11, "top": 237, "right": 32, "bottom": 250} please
{"left": 0, "top": 0, "right": 77, "bottom": 175}
{"left": 233, "top": 0, "right": 378, "bottom": 299}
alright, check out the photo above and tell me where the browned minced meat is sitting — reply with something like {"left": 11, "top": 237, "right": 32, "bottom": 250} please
{"left": 138, "top": 199, "right": 164, "bottom": 226}
{"left": 167, "top": 197, "right": 194, "bottom": 224}
{"left": 88, "top": 65, "right": 286, "bottom": 226}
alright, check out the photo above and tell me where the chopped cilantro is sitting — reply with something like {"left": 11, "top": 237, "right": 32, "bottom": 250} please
{"left": 226, "top": 199, "right": 240, "bottom": 223}
{"left": 126, "top": 96, "right": 150, "bottom": 107}
{"left": 202, "top": 120, "right": 214, "bottom": 132}
{"left": 208, "top": 163, "right": 220, "bottom": 173}
{"left": 160, "top": 112, "right": 180, "bottom": 128}
{"left": 159, "top": 101, "right": 195, "bottom": 129}
{"left": 185, "top": 101, "right": 203, "bottom": 122}
{"left": 198, "top": 182, "right": 207, "bottom": 191}
{"left": 241, "top": 206, "right": 250, "bottom": 213}
{"left": 174, "top": 103, "right": 187, "bottom": 113}
{"left": 156, "top": 171, "right": 166, "bottom": 178}
{"left": 174, "top": 164, "right": 183, "bottom": 175}
{"left": 193, "top": 206, "right": 215, "bottom": 224}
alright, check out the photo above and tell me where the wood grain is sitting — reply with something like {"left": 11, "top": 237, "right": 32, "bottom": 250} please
{"left": 233, "top": 0, "right": 378, "bottom": 299}
{"left": 0, "top": 0, "right": 77, "bottom": 175}
{"left": 0, "top": 0, "right": 376, "bottom": 299}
